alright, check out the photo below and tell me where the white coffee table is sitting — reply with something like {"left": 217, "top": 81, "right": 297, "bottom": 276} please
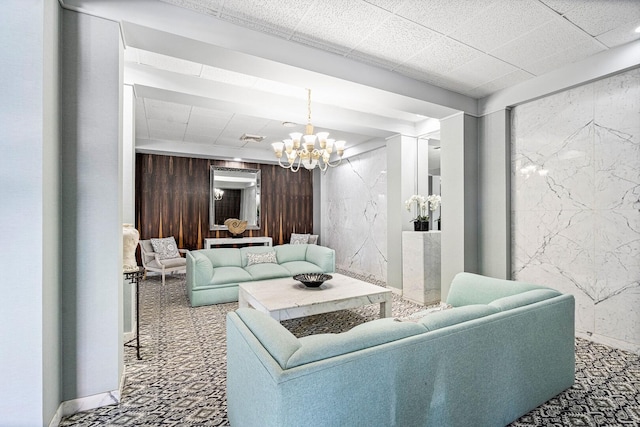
{"left": 238, "top": 273, "right": 392, "bottom": 321}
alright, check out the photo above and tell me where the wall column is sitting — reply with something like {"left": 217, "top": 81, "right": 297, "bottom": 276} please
{"left": 386, "top": 134, "right": 422, "bottom": 289}
{"left": 440, "top": 113, "right": 479, "bottom": 299}
{"left": 61, "top": 8, "right": 124, "bottom": 408}
{"left": 478, "top": 109, "right": 511, "bottom": 279}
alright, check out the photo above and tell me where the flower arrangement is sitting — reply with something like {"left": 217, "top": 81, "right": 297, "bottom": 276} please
{"left": 405, "top": 194, "right": 441, "bottom": 222}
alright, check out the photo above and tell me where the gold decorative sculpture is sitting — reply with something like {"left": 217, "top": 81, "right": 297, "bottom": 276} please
{"left": 224, "top": 218, "right": 248, "bottom": 237}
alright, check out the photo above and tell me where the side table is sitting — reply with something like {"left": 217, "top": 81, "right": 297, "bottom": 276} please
{"left": 123, "top": 268, "right": 144, "bottom": 360}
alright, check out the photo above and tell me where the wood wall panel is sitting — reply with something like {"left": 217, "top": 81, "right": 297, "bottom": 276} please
{"left": 135, "top": 154, "right": 314, "bottom": 249}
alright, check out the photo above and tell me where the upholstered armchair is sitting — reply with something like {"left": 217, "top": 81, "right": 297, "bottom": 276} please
{"left": 140, "top": 237, "right": 188, "bottom": 285}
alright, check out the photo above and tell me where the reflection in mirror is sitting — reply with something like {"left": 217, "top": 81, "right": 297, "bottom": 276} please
{"left": 210, "top": 166, "right": 261, "bottom": 231}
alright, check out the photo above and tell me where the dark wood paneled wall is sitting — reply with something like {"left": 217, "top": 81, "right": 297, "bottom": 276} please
{"left": 135, "top": 154, "right": 314, "bottom": 249}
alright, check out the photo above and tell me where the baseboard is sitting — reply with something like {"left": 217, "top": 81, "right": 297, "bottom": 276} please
{"left": 48, "top": 372, "right": 125, "bottom": 426}
{"left": 577, "top": 331, "right": 640, "bottom": 354}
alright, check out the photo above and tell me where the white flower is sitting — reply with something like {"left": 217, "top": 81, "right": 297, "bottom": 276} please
{"left": 427, "top": 194, "right": 441, "bottom": 211}
{"left": 404, "top": 194, "right": 429, "bottom": 221}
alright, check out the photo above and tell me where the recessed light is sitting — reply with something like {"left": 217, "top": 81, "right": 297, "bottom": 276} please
{"left": 233, "top": 158, "right": 242, "bottom": 162}
{"left": 635, "top": 25, "right": 640, "bottom": 33}
{"left": 282, "top": 121, "right": 297, "bottom": 128}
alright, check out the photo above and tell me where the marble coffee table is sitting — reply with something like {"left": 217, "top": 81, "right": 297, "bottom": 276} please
{"left": 238, "top": 273, "right": 392, "bottom": 321}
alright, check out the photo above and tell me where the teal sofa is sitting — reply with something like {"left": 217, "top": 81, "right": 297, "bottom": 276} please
{"left": 186, "top": 244, "right": 335, "bottom": 307}
{"left": 226, "top": 272, "right": 575, "bottom": 427}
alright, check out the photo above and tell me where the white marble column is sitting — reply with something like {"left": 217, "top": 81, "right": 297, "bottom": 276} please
{"left": 402, "top": 231, "right": 442, "bottom": 305}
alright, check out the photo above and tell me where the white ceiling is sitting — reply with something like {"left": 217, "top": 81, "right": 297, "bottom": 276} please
{"left": 62, "top": 0, "right": 640, "bottom": 163}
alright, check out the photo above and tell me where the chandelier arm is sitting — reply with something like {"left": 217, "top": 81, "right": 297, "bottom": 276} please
{"left": 290, "top": 155, "right": 302, "bottom": 173}
{"left": 325, "top": 157, "right": 343, "bottom": 168}
{"left": 278, "top": 157, "right": 292, "bottom": 169}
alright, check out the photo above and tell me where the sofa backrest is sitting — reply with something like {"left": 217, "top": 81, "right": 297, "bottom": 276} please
{"left": 200, "top": 248, "right": 243, "bottom": 268}
{"left": 446, "top": 272, "right": 548, "bottom": 306}
{"left": 231, "top": 278, "right": 566, "bottom": 370}
{"left": 274, "top": 244, "right": 309, "bottom": 264}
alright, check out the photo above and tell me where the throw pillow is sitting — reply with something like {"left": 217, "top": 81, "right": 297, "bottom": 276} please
{"left": 247, "top": 251, "right": 277, "bottom": 266}
{"left": 394, "top": 302, "right": 453, "bottom": 323}
{"left": 290, "top": 233, "right": 310, "bottom": 245}
{"left": 308, "top": 234, "right": 319, "bottom": 245}
{"left": 150, "top": 237, "right": 180, "bottom": 260}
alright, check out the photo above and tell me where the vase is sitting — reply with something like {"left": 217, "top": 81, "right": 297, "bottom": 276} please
{"left": 123, "top": 224, "right": 140, "bottom": 272}
{"left": 413, "top": 220, "right": 429, "bottom": 231}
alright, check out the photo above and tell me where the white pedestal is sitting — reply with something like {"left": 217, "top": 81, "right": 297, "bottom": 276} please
{"left": 402, "top": 231, "right": 441, "bottom": 305}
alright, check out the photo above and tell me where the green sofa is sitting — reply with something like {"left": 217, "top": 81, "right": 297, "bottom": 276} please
{"left": 186, "top": 244, "right": 335, "bottom": 307}
{"left": 226, "top": 272, "right": 575, "bottom": 427}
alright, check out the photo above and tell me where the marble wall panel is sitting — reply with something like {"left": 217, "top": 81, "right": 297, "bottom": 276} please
{"left": 321, "top": 147, "right": 387, "bottom": 283}
{"left": 511, "top": 67, "right": 640, "bottom": 352}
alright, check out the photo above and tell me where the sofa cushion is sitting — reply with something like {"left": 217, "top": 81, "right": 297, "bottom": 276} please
{"left": 205, "top": 248, "right": 243, "bottom": 268}
{"left": 489, "top": 289, "right": 561, "bottom": 311}
{"left": 147, "top": 257, "right": 186, "bottom": 269}
{"left": 275, "top": 244, "right": 308, "bottom": 263}
{"left": 245, "top": 263, "right": 290, "bottom": 281}
{"left": 290, "top": 233, "right": 310, "bottom": 244}
{"left": 150, "top": 237, "right": 180, "bottom": 259}
{"left": 419, "top": 305, "right": 499, "bottom": 331}
{"left": 210, "top": 266, "right": 253, "bottom": 286}
{"left": 446, "top": 272, "right": 547, "bottom": 307}
{"left": 280, "top": 261, "right": 325, "bottom": 276}
{"left": 286, "top": 318, "right": 427, "bottom": 368}
{"left": 240, "top": 246, "right": 277, "bottom": 267}
{"left": 246, "top": 251, "right": 277, "bottom": 266}
{"left": 235, "top": 308, "right": 302, "bottom": 369}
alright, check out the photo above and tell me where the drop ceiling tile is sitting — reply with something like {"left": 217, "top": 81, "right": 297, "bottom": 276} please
{"left": 137, "top": 50, "right": 203, "bottom": 76}
{"left": 447, "top": 55, "right": 519, "bottom": 88}
{"left": 363, "top": 0, "right": 406, "bottom": 13}
{"left": 199, "top": 66, "right": 257, "bottom": 86}
{"left": 490, "top": 19, "right": 593, "bottom": 69}
{"left": 397, "top": 35, "right": 482, "bottom": 75}
{"left": 563, "top": 0, "right": 640, "bottom": 37}
{"left": 352, "top": 15, "right": 441, "bottom": 64}
{"left": 396, "top": 0, "right": 498, "bottom": 36}
{"left": 596, "top": 19, "right": 640, "bottom": 48}
{"left": 538, "top": 0, "right": 581, "bottom": 15}
{"left": 159, "top": 0, "right": 223, "bottom": 15}
{"left": 467, "top": 69, "right": 535, "bottom": 98}
{"left": 524, "top": 39, "right": 606, "bottom": 76}
{"left": 147, "top": 119, "right": 187, "bottom": 141}
{"left": 220, "top": 0, "right": 313, "bottom": 38}
{"left": 449, "top": 1, "right": 554, "bottom": 52}
{"left": 183, "top": 132, "right": 220, "bottom": 145}
{"left": 292, "top": 0, "right": 392, "bottom": 51}
{"left": 144, "top": 99, "right": 192, "bottom": 123}
{"left": 190, "top": 106, "right": 234, "bottom": 120}
{"left": 186, "top": 117, "right": 228, "bottom": 135}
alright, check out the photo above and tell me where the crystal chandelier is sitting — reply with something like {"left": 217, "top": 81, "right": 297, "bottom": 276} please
{"left": 271, "top": 89, "right": 346, "bottom": 172}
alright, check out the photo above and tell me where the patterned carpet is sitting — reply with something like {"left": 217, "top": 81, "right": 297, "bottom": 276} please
{"left": 60, "top": 274, "right": 640, "bottom": 426}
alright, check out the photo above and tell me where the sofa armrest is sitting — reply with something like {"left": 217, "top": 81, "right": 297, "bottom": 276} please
{"left": 186, "top": 251, "right": 214, "bottom": 290}
{"left": 305, "top": 244, "right": 335, "bottom": 273}
{"left": 446, "top": 272, "right": 549, "bottom": 306}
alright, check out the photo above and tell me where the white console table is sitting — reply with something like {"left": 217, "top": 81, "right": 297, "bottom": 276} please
{"left": 204, "top": 236, "right": 273, "bottom": 248}
{"left": 402, "top": 231, "right": 441, "bottom": 305}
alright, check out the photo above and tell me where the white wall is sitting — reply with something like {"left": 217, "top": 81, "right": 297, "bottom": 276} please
{"left": 322, "top": 146, "right": 388, "bottom": 284}
{"left": 511, "top": 67, "right": 640, "bottom": 353}
{"left": 0, "top": 1, "right": 61, "bottom": 425}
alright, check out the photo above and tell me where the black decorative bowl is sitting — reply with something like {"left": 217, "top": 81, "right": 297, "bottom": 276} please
{"left": 293, "top": 273, "right": 333, "bottom": 288}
